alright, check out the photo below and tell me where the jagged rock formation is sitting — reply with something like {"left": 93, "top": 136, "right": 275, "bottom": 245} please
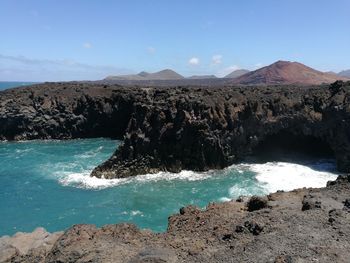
{"left": 0, "top": 228, "right": 63, "bottom": 262}
{"left": 0, "top": 83, "right": 135, "bottom": 140}
{"left": 2, "top": 175, "right": 350, "bottom": 262}
{"left": 1, "top": 81, "right": 350, "bottom": 178}
{"left": 92, "top": 80, "right": 350, "bottom": 178}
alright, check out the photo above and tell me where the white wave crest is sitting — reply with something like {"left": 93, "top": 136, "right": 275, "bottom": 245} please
{"left": 246, "top": 161, "right": 338, "bottom": 193}
{"left": 58, "top": 169, "right": 212, "bottom": 190}
{"left": 59, "top": 172, "right": 128, "bottom": 189}
{"left": 57, "top": 160, "right": 338, "bottom": 192}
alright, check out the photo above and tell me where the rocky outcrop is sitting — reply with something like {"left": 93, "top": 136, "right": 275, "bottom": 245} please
{"left": 3, "top": 175, "right": 350, "bottom": 262}
{"left": 0, "top": 83, "right": 145, "bottom": 140}
{"left": 92, "top": 80, "right": 350, "bottom": 178}
{"left": 0, "top": 228, "right": 63, "bottom": 262}
{"left": 1, "top": 81, "right": 350, "bottom": 178}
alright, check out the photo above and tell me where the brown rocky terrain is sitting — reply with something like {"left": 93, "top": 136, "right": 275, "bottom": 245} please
{"left": 2, "top": 175, "right": 350, "bottom": 263}
{"left": 1, "top": 81, "right": 350, "bottom": 179}
{"left": 231, "top": 61, "right": 349, "bottom": 85}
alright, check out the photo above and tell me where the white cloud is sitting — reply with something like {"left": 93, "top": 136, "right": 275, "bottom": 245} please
{"left": 212, "top": 55, "right": 222, "bottom": 65}
{"left": 217, "top": 65, "right": 240, "bottom": 77}
{"left": 0, "top": 54, "right": 132, "bottom": 81}
{"left": 83, "top": 42, "right": 92, "bottom": 49}
{"left": 188, "top": 57, "right": 200, "bottom": 66}
{"left": 147, "top": 46, "right": 156, "bottom": 54}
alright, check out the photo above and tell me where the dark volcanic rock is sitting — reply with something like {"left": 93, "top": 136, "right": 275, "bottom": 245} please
{"left": 0, "top": 82, "right": 136, "bottom": 140}
{"left": 3, "top": 176, "right": 350, "bottom": 262}
{"left": 2, "top": 81, "right": 350, "bottom": 178}
{"left": 301, "top": 194, "right": 322, "bottom": 211}
{"left": 90, "top": 81, "right": 350, "bottom": 178}
{"left": 247, "top": 196, "right": 268, "bottom": 211}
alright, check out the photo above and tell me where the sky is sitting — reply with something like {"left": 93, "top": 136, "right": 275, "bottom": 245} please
{"left": 0, "top": 0, "right": 350, "bottom": 81}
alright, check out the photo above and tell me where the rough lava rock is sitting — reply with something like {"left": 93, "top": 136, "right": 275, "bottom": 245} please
{"left": 1, "top": 81, "right": 350, "bottom": 178}
{"left": 2, "top": 175, "right": 350, "bottom": 262}
{"left": 0, "top": 228, "right": 63, "bottom": 263}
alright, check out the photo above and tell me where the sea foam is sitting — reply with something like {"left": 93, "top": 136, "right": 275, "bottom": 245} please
{"left": 244, "top": 161, "right": 338, "bottom": 193}
{"left": 58, "top": 160, "right": 338, "bottom": 192}
{"left": 59, "top": 169, "right": 212, "bottom": 189}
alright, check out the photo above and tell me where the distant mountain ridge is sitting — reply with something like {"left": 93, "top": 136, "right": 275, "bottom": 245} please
{"left": 224, "top": 69, "right": 250, "bottom": 78}
{"left": 104, "top": 61, "right": 350, "bottom": 86}
{"left": 105, "top": 69, "right": 184, "bottom": 81}
{"left": 339, "top": 70, "right": 350, "bottom": 78}
{"left": 188, "top": 75, "right": 217, "bottom": 79}
{"left": 230, "top": 61, "right": 349, "bottom": 85}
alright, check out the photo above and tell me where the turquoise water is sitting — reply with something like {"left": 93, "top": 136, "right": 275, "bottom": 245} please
{"left": 0, "top": 139, "right": 338, "bottom": 236}
{"left": 0, "top": 81, "right": 38, "bottom": 91}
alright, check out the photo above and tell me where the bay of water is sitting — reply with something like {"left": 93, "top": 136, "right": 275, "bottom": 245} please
{"left": 0, "top": 138, "right": 338, "bottom": 236}
{"left": 0, "top": 81, "right": 38, "bottom": 91}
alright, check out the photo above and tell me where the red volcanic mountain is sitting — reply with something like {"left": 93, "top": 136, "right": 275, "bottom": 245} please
{"left": 231, "top": 60, "right": 349, "bottom": 85}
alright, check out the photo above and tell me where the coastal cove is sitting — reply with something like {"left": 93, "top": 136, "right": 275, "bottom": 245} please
{"left": 0, "top": 138, "right": 338, "bottom": 236}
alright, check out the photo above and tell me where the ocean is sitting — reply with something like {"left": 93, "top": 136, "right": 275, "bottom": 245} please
{"left": 0, "top": 81, "right": 38, "bottom": 91}
{"left": 0, "top": 138, "right": 338, "bottom": 236}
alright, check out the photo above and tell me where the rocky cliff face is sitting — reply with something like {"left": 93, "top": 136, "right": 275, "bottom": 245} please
{"left": 92, "top": 81, "right": 350, "bottom": 178}
{"left": 0, "top": 83, "right": 140, "bottom": 140}
{"left": 1, "top": 81, "right": 350, "bottom": 178}
{"left": 3, "top": 175, "right": 350, "bottom": 262}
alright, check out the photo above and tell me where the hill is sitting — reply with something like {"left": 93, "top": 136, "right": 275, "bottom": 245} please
{"left": 339, "top": 70, "right": 350, "bottom": 78}
{"left": 231, "top": 61, "right": 348, "bottom": 85}
{"left": 106, "top": 69, "right": 184, "bottom": 81}
{"left": 224, "top": 69, "right": 250, "bottom": 78}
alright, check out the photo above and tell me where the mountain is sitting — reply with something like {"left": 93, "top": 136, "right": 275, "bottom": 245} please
{"left": 224, "top": 69, "right": 250, "bottom": 79}
{"left": 105, "top": 69, "right": 184, "bottom": 81}
{"left": 325, "top": 71, "right": 338, "bottom": 75}
{"left": 231, "top": 61, "right": 349, "bottom": 85}
{"left": 339, "top": 70, "right": 350, "bottom": 78}
{"left": 147, "top": 69, "right": 184, "bottom": 80}
{"left": 188, "top": 75, "right": 217, "bottom": 79}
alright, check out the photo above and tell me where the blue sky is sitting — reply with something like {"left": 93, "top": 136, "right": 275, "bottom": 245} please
{"left": 0, "top": 0, "right": 349, "bottom": 81}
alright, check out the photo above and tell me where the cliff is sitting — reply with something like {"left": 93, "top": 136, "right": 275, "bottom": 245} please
{"left": 1, "top": 81, "right": 350, "bottom": 178}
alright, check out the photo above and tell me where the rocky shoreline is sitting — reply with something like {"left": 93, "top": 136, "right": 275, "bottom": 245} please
{"left": 1, "top": 175, "right": 349, "bottom": 262}
{"left": 1, "top": 81, "right": 350, "bottom": 178}
{"left": 1, "top": 82, "right": 350, "bottom": 262}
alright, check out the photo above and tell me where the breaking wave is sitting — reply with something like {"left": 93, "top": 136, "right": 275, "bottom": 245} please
{"left": 58, "top": 169, "right": 213, "bottom": 190}
{"left": 57, "top": 159, "right": 338, "bottom": 192}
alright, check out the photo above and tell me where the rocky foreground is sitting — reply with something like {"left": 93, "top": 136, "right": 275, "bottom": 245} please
{"left": 1, "top": 175, "right": 350, "bottom": 263}
{"left": 1, "top": 81, "right": 350, "bottom": 178}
